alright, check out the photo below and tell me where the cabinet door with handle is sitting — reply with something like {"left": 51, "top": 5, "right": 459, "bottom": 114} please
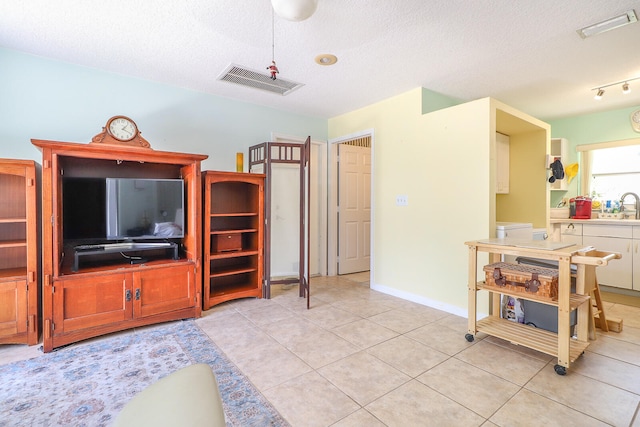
{"left": 52, "top": 273, "right": 132, "bottom": 334}
{"left": 133, "top": 263, "right": 195, "bottom": 318}
{"left": 582, "top": 236, "right": 633, "bottom": 289}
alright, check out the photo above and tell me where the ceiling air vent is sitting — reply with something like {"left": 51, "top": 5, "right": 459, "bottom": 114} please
{"left": 217, "top": 64, "right": 304, "bottom": 96}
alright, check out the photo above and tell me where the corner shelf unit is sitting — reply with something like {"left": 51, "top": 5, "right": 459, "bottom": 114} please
{"left": 0, "top": 159, "right": 39, "bottom": 345}
{"left": 202, "top": 171, "right": 264, "bottom": 309}
{"left": 549, "top": 138, "right": 568, "bottom": 191}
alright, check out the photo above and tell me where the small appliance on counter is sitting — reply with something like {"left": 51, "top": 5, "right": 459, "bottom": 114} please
{"left": 570, "top": 196, "right": 592, "bottom": 219}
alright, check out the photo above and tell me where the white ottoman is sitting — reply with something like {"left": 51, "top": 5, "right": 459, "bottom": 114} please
{"left": 113, "top": 363, "right": 226, "bottom": 427}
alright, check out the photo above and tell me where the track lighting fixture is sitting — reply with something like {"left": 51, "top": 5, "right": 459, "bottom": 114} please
{"left": 594, "top": 89, "right": 604, "bottom": 100}
{"left": 591, "top": 76, "right": 640, "bottom": 99}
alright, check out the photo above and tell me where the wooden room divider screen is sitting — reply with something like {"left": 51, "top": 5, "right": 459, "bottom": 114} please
{"left": 248, "top": 137, "right": 310, "bottom": 308}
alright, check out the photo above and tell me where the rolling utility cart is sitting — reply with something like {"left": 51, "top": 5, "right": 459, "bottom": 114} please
{"left": 465, "top": 239, "right": 620, "bottom": 375}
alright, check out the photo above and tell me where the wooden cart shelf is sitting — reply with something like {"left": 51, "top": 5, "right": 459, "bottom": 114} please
{"left": 465, "top": 239, "right": 620, "bottom": 375}
{"left": 476, "top": 281, "right": 590, "bottom": 308}
{"left": 476, "top": 317, "right": 589, "bottom": 363}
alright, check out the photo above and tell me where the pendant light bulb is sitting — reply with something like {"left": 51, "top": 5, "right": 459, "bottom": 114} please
{"left": 623, "top": 82, "right": 631, "bottom": 94}
{"left": 271, "top": 0, "right": 318, "bottom": 22}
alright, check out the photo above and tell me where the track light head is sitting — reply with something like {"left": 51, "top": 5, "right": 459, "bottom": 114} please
{"left": 594, "top": 89, "right": 604, "bottom": 100}
{"left": 623, "top": 82, "right": 631, "bottom": 94}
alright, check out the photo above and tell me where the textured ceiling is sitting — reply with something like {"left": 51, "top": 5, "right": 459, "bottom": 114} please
{"left": 1, "top": 0, "right": 640, "bottom": 120}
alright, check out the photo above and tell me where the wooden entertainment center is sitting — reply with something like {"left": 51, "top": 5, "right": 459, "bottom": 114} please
{"left": 32, "top": 138, "right": 207, "bottom": 352}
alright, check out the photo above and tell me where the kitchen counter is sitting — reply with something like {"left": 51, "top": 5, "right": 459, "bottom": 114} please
{"left": 550, "top": 218, "right": 640, "bottom": 226}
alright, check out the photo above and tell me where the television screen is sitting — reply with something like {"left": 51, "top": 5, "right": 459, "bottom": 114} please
{"left": 62, "top": 177, "right": 107, "bottom": 240}
{"left": 106, "top": 178, "right": 184, "bottom": 240}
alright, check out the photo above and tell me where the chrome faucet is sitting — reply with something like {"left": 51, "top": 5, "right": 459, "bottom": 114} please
{"left": 620, "top": 192, "right": 640, "bottom": 219}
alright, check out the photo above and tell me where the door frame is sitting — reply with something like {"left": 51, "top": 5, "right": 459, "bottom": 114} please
{"left": 328, "top": 129, "right": 375, "bottom": 277}
{"left": 272, "top": 132, "right": 327, "bottom": 276}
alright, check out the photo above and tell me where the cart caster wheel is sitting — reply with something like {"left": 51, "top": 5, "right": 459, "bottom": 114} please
{"left": 554, "top": 364, "right": 566, "bottom": 376}
{"left": 465, "top": 333, "right": 474, "bottom": 342}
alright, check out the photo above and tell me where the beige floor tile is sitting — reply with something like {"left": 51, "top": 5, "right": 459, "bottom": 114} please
{"left": 633, "top": 405, "right": 640, "bottom": 427}
{"left": 282, "top": 329, "right": 359, "bottom": 369}
{"left": 405, "top": 322, "right": 476, "bottom": 356}
{"left": 483, "top": 335, "right": 555, "bottom": 363}
{"left": 607, "top": 304, "right": 640, "bottom": 329}
{"left": 196, "top": 312, "right": 259, "bottom": 347}
{"left": 367, "top": 335, "right": 449, "bottom": 377}
{"left": 587, "top": 333, "right": 640, "bottom": 366}
{"left": 200, "top": 321, "right": 280, "bottom": 359}
{"left": 570, "top": 350, "right": 640, "bottom": 394}
{"left": 0, "top": 343, "right": 42, "bottom": 366}
{"left": 262, "top": 371, "right": 360, "bottom": 427}
{"left": 490, "top": 388, "right": 610, "bottom": 427}
{"left": 367, "top": 308, "right": 434, "bottom": 334}
{"left": 301, "top": 304, "right": 362, "bottom": 329}
{"left": 417, "top": 358, "right": 520, "bottom": 418}
{"left": 318, "top": 351, "right": 410, "bottom": 406}
{"left": 331, "top": 318, "right": 398, "bottom": 349}
{"left": 598, "top": 324, "right": 640, "bottom": 346}
{"left": 340, "top": 271, "right": 370, "bottom": 283}
{"left": 331, "top": 298, "right": 394, "bottom": 318}
{"left": 227, "top": 295, "right": 271, "bottom": 312}
{"left": 455, "top": 340, "right": 547, "bottom": 386}
{"left": 525, "top": 363, "right": 640, "bottom": 426}
{"left": 259, "top": 315, "right": 326, "bottom": 346}
{"left": 433, "top": 313, "right": 472, "bottom": 333}
{"left": 239, "top": 302, "right": 294, "bottom": 325}
{"left": 331, "top": 409, "right": 386, "bottom": 427}
{"left": 366, "top": 379, "right": 485, "bottom": 426}
{"left": 231, "top": 343, "right": 313, "bottom": 391}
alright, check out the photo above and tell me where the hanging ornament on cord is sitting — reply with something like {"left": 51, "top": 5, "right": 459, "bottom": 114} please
{"left": 266, "top": 7, "right": 280, "bottom": 80}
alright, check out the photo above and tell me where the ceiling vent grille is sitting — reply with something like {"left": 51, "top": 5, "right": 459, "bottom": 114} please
{"left": 217, "top": 64, "right": 304, "bottom": 96}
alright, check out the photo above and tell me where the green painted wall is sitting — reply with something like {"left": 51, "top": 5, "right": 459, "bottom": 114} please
{"left": 0, "top": 47, "right": 327, "bottom": 171}
{"left": 547, "top": 105, "right": 640, "bottom": 206}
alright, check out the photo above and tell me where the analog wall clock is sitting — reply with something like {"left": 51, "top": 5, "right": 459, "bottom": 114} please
{"left": 91, "top": 116, "right": 151, "bottom": 148}
{"left": 107, "top": 116, "right": 138, "bottom": 141}
{"left": 631, "top": 109, "right": 640, "bottom": 133}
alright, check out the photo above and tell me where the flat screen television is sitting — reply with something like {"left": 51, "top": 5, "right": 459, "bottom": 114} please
{"left": 62, "top": 177, "right": 185, "bottom": 241}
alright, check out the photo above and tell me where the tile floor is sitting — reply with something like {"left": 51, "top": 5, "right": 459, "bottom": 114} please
{"left": 196, "top": 273, "right": 640, "bottom": 427}
{"left": 2, "top": 272, "right": 640, "bottom": 426}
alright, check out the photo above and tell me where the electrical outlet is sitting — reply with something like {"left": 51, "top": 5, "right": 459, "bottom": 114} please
{"left": 396, "top": 194, "right": 408, "bottom": 206}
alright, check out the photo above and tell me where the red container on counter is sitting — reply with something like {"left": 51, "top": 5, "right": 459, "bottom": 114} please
{"left": 571, "top": 196, "right": 592, "bottom": 219}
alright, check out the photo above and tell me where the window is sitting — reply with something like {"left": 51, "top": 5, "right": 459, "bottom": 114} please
{"left": 577, "top": 138, "right": 640, "bottom": 210}
{"left": 590, "top": 145, "right": 640, "bottom": 201}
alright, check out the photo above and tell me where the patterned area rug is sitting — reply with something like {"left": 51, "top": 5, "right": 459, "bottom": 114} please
{"left": 0, "top": 320, "right": 290, "bottom": 427}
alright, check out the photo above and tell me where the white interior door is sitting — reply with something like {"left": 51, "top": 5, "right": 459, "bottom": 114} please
{"left": 338, "top": 143, "right": 371, "bottom": 274}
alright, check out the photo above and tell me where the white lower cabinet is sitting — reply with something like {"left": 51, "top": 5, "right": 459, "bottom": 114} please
{"left": 633, "top": 226, "right": 640, "bottom": 292}
{"left": 582, "top": 224, "right": 633, "bottom": 290}
{"left": 559, "top": 222, "right": 582, "bottom": 245}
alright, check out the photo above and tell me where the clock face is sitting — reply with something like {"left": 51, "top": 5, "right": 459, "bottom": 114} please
{"left": 632, "top": 110, "right": 640, "bottom": 133}
{"left": 107, "top": 116, "right": 138, "bottom": 141}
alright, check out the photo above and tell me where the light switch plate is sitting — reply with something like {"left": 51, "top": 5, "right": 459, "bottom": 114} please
{"left": 396, "top": 195, "right": 408, "bottom": 206}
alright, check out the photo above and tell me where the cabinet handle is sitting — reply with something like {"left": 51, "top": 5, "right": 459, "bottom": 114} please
{"left": 135, "top": 288, "right": 141, "bottom": 300}
{"left": 126, "top": 289, "right": 132, "bottom": 302}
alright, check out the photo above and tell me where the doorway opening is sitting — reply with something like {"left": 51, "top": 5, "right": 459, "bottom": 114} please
{"left": 328, "top": 130, "right": 373, "bottom": 277}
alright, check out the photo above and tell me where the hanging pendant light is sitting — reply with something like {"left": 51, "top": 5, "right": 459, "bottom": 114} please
{"left": 271, "top": 0, "right": 318, "bottom": 22}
